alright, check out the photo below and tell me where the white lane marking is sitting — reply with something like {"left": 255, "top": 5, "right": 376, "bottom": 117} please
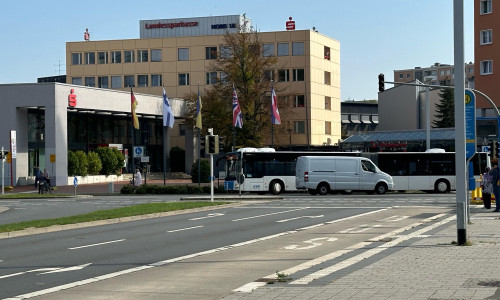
{"left": 232, "top": 208, "right": 309, "bottom": 222}
{"left": 290, "top": 215, "right": 455, "bottom": 285}
{"left": 167, "top": 225, "right": 204, "bottom": 233}
{"left": 378, "top": 215, "right": 409, "bottom": 222}
{"left": 233, "top": 282, "right": 267, "bottom": 293}
{"left": 68, "top": 239, "right": 126, "bottom": 250}
{"left": 339, "top": 224, "right": 382, "bottom": 234}
{"left": 284, "top": 237, "right": 338, "bottom": 250}
{"left": 0, "top": 268, "right": 61, "bottom": 280}
{"left": 189, "top": 213, "right": 225, "bottom": 220}
{"left": 38, "top": 263, "right": 92, "bottom": 275}
{"left": 276, "top": 215, "right": 324, "bottom": 223}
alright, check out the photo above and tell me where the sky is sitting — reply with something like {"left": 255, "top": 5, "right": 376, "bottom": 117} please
{"left": 0, "top": 0, "right": 474, "bottom": 101}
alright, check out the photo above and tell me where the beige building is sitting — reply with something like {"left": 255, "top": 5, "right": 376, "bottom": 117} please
{"left": 66, "top": 15, "right": 341, "bottom": 150}
{"left": 394, "top": 62, "right": 474, "bottom": 88}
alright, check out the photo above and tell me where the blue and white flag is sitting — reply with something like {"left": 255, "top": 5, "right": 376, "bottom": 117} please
{"left": 163, "top": 88, "right": 174, "bottom": 128}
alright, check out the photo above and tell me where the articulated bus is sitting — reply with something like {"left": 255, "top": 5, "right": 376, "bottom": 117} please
{"left": 223, "top": 148, "right": 490, "bottom": 194}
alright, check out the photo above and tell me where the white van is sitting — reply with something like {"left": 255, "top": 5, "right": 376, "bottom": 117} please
{"left": 295, "top": 156, "right": 394, "bottom": 195}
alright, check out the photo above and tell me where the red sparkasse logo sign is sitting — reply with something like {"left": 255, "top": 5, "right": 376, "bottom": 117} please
{"left": 68, "top": 89, "right": 77, "bottom": 107}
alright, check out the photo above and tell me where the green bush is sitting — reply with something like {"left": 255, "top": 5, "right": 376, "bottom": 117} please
{"left": 170, "top": 146, "right": 185, "bottom": 172}
{"left": 75, "top": 150, "right": 88, "bottom": 176}
{"left": 68, "top": 150, "right": 79, "bottom": 176}
{"left": 111, "top": 148, "right": 125, "bottom": 174}
{"left": 120, "top": 184, "right": 135, "bottom": 194}
{"left": 191, "top": 159, "right": 210, "bottom": 183}
{"left": 87, "top": 152, "right": 102, "bottom": 175}
{"left": 96, "top": 147, "right": 120, "bottom": 175}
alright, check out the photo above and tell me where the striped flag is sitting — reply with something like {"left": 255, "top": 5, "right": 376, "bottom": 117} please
{"left": 195, "top": 87, "right": 202, "bottom": 130}
{"left": 131, "top": 89, "right": 139, "bottom": 129}
{"left": 163, "top": 88, "right": 174, "bottom": 128}
{"left": 271, "top": 87, "right": 281, "bottom": 125}
{"left": 232, "top": 85, "right": 243, "bottom": 128}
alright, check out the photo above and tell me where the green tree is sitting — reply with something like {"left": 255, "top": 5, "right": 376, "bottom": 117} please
{"left": 67, "top": 150, "right": 79, "bottom": 176}
{"left": 87, "top": 151, "right": 102, "bottom": 175}
{"left": 96, "top": 147, "right": 119, "bottom": 175}
{"left": 75, "top": 150, "right": 88, "bottom": 176}
{"left": 433, "top": 88, "right": 455, "bottom": 128}
{"left": 111, "top": 148, "right": 125, "bottom": 173}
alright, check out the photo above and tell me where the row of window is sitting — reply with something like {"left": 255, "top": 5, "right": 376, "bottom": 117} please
{"left": 480, "top": 0, "right": 492, "bottom": 15}
{"left": 479, "top": 1, "right": 494, "bottom": 76}
{"left": 71, "top": 41, "right": 311, "bottom": 66}
{"left": 290, "top": 121, "right": 332, "bottom": 135}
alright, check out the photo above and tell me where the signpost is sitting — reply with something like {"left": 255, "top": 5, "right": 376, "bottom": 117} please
{"left": 73, "top": 176, "right": 78, "bottom": 195}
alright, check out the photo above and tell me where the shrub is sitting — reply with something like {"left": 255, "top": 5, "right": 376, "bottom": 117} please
{"left": 87, "top": 151, "right": 102, "bottom": 175}
{"left": 170, "top": 146, "right": 185, "bottom": 172}
{"left": 96, "top": 147, "right": 120, "bottom": 175}
{"left": 111, "top": 148, "right": 125, "bottom": 174}
{"left": 75, "top": 150, "right": 88, "bottom": 176}
{"left": 120, "top": 184, "right": 135, "bottom": 194}
{"left": 191, "top": 159, "right": 210, "bottom": 183}
{"left": 67, "top": 150, "right": 79, "bottom": 176}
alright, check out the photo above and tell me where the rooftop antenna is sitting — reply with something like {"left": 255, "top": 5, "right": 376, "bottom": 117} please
{"left": 54, "top": 60, "right": 66, "bottom": 75}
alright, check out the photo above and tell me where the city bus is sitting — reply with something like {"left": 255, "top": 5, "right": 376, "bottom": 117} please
{"left": 365, "top": 151, "right": 490, "bottom": 193}
{"left": 223, "top": 148, "right": 360, "bottom": 194}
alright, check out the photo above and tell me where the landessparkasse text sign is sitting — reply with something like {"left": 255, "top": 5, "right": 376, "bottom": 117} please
{"left": 140, "top": 15, "right": 251, "bottom": 38}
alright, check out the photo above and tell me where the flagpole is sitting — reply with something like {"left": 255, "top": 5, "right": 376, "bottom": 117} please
{"left": 163, "top": 120, "right": 166, "bottom": 186}
{"left": 197, "top": 84, "right": 201, "bottom": 186}
{"left": 131, "top": 87, "right": 135, "bottom": 186}
{"left": 271, "top": 81, "right": 274, "bottom": 148}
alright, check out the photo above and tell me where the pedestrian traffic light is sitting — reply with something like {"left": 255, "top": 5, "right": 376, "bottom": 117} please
{"left": 495, "top": 141, "right": 499, "bottom": 158}
{"left": 378, "top": 73, "right": 385, "bottom": 92}
{"left": 207, "top": 135, "right": 219, "bottom": 154}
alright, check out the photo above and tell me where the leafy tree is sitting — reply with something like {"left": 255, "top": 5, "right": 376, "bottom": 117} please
{"left": 433, "top": 88, "right": 455, "bottom": 128}
{"left": 75, "top": 150, "right": 88, "bottom": 176}
{"left": 96, "top": 147, "right": 120, "bottom": 175}
{"left": 186, "top": 21, "right": 293, "bottom": 149}
{"left": 111, "top": 148, "right": 125, "bottom": 173}
{"left": 87, "top": 151, "right": 102, "bottom": 175}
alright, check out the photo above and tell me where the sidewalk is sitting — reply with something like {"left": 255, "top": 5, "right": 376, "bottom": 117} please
{"left": 223, "top": 206, "right": 500, "bottom": 300}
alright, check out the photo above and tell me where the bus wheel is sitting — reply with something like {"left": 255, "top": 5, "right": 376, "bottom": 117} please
{"left": 270, "top": 180, "right": 284, "bottom": 195}
{"left": 308, "top": 188, "right": 317, "bottom": 195}
{"left": 317, "top": 183, "right": 329, "bottom": 195}
{"left": 375, "top": 183, "right": 388, "bottom": 194}
{"left": 434, "top": 180, "right": 450, "bottom": 193}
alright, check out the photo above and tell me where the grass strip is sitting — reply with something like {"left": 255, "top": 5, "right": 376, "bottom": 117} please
{"left": 0, "top": 201, "right": 228, "bottom": 233}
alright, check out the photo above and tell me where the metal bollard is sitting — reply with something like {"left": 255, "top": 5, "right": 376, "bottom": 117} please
{"left": 108, "top": 182, "right": 114, "bottom": 193}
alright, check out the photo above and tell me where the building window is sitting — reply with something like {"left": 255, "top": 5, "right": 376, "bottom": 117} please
{"left": 206, "top": 72, "right": 218, "bottom": 85}
{"left": 178, "top": 73, "right": 190, "bottom": 85}
{"left": 206, "top": 47, "right": 217, "bottom": 59}
{"left": 72, "top": 77, "right": 82, "bottom": 85}
{"left": 220, "top": 45, "right": 231, "bottom": 59}
{"left": 179, "top": 124, "right": 186, "bottom": 136}
{"left": 278, "top": 69, "right": 290, "bottom": 82}
{"left": 72, "top": 53, "right": 82, "bottom": 65}
{"left": 481, "top": 0, "right": 492, "bottom": 14}
{"left": 481, "top": 29, "right": 493, "bottom": 45}
{"left": 85, "top": 77, "right": 95, "bottom": 87}
{"left": 151, "top": 49, "right": 162, "bottom": 62}
{"left": 325, "top": 96, "right": 331, "bottom": 110}
{"left": 98, "top": 52, "right": 108, "bottom": 64}
{"left": 111, "top": 51, "right": 121, "bottom": 63}
{"left": 178, "top": 48, "right": 189, "bottom": 61}
{"left": 294, "top": 95, "right": 305, "bottom": 107}
{"left": 324, "top": 46, "right": 330, "bottom": 60}
{"left": 293, "top": 69, "right": 304, "bottom": 81}
{"left": 446, "top": 70, "right": 451, "bottom": 75}
{"left": 294, "top": 121, "right": 305, "bottom": 134}
{"left": 85, "top": 52, "right": 95, "bottom": 64}
{"left": 124, "top": 50, "right": 135, "bottom": 63}
{"left": 111, "top": 76, "right": 121, "bottom": 88}
{"left": 138, "top": 50, "right": 148, "bottom": 62}
{"left": 480, "top": 60, "right": 493, "bottom": 75}
{"left": 264, "top": 70, "right": 275, "bottom": 81}
{"left": 151, "top": 74, "right": 162, "bottom": 86}
{"left": 292, "top": 42, "right": 304, "bottom": 56}
{"left": 440, "top": 70, "right": 445, "bottom": 76}
{"left": 98, "top": 76, "right": 109, "bottom": 88}
{"left": 124, "top": 75, "right": 135, "bottom": 87}
{"left": 220, "top": 72, "right": 229, "bottom": 84}
{"left": 138, "top": 75, "right": 148, "bottom": 87}
{"left": 325, "top": 121, "right": 331, "bottom": 135}
{"left": 324, "top": 71, "right": 331, "bottom": 85}
{"left": 399, "top": 74, "right": 403, "bottom": 79}
{"left": 469, "top": 67, "right": 474, "bottom": 73}
{"left": 406, "top": 73, "right": 411, "bottom": 78}
{"left": 277, "top": 43, "right": 289, "bottom": 56}
{"left": 263, "top": 43, "right": 274, "bottom": 57}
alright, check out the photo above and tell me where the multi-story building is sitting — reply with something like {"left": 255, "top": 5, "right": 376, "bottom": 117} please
{"left": 475, "top": 0, "right": 500, "bottom": 109}
{"left": 394, "top": 62, "right": 474, "bottom": 88}
{"left": 66, "top": 15, "right": 341, "bottom": 150}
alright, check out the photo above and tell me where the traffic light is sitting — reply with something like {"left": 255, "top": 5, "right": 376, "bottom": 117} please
{"left": 495, "top": 141, "right": 499, "bottom": 158}
{"left": 207, "top": 135, "right": 219, "bottom": 154}
{"left": 378, "top": 73, "right": 385, "bottom": 92}
{"left": 489, "top": 142, "right": 496, "bottom": 158}
{"left": 218, "top": 136, "right": 225, "bottom": 152}
{"left": 0, "top": 150, "right": 8, "bottom": 160}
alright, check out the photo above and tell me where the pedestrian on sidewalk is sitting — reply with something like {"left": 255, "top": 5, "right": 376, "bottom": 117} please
{"left": 489, "top": 165, "right": 500, "bottom": 212}
{"left": 34, "top": 166, "right": 41, "bottom": 189}
{"left": 481, "top": 167, "right": 493, "bottom": 209}
{"left": 134, "top": 169, "right": 142, "bottom": 187}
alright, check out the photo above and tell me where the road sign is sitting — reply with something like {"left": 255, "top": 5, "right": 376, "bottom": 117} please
{"left": 73, "top": 176, "right": 78, "bottom": 187}
{"left": 465, "top": 89, "right": 476, "bottom": 159}
{"left": 141, "top": 156, "right": 149, "bottom": 163}
{"left": 133, "top": 146, "right": 144, "bottom": 157}
{"left": 50, "top": 154, "right": 56, "bottom": 163}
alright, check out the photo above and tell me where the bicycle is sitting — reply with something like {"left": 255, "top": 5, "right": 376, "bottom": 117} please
{"left": 39, "top": 181, "right": 54, "bottom": 194}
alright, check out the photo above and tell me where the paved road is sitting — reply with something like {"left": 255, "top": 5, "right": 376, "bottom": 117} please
{"left": 0, "top": 193, "right": 457, "bottom": 299}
